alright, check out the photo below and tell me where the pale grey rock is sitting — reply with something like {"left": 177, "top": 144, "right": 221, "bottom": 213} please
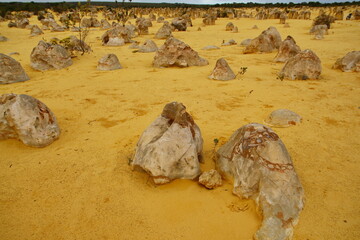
{"left": 221, "top": 39, "right": 237, "bottom": 46}
{"left": 153, "top": 37, "right": 208, "bottom": 68}
{"left": 232, "top": 26, "right": 238, "bottom": 33}
{"left": 279, "top": 49, "right": 321, "bottom": 80}
{"left": 199, "top": 169, "right": 223, "bottom": 189}
{"left": 0, "top": 35, "right": 8, "bottom": 42}
{"left": 30, "top": 40, "right": 73, "bottom": 71}
{"left": 226, "top": 22, "right": 235, "bottom": 31}
{"left": 171, "top": 17, "right": 187, "bottom": 31}
{"left": 0, "top": 93, "right": 60, "bottom": 147}
{"left": 100, "top": 19, "right": 111, "bottom": 30}
{"left": 240, "top": 39, "right": 252, "bottom": 46}
{"left": 138, "top": 39, "right": 158, "bottom": 53}
{"left": 216, "top": 123, "right": 304, "bottom": 240}
{"left": 265, "top": 109, "right": 302, "bottom": 127}
{"left": 132, "top": 102, "right": 203, "bottom": 184}
{"left": 274, "top": 36, "right": 301, "bottom": 63}
{"left": 208, "top": 58, "right": 236, "bottom": 81}
{"left": 332, "top": 51, "right": 360, "bottom": 72}
{"left": 154, "top": 21, "right": 172, "bottom": 39}
{"left": 97, "top": 54, "right": 122, "bottom": 71}
{"left": 30, "top": 25, "right": 43, "bottom": 36}
{"left": 102, "top": 25, "right": 131, "bottom": 46}
{"left": 244, "top": 26, "right": 282, "bottom": 54}
{"left": 0, "top": 54, "right": 29, "bottom": 84}
{"left": 202, "top": 45, "right": 220, "bottom": 50}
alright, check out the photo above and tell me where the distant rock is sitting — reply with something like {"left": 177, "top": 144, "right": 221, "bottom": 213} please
{"left": 265, "top": 109, "right": 302, "bottom": 127}
{"left": 100, "top": 19, "right": 111, "bottom": 30}
{"left": 232, "top": 26, "right": 238, "bottom": 33}
{"left": 102, "top": 25, "right": 132, "bottom": 46}
{"left": 0, "top": 93, "right": 60, "bottom": 147}
{"left": 274, "top": 36, "right": 301, "bottom": 63}
{"left": 208, "top": 58, "right": 236, "bottom": 81}
{"left": 332, "top": 51, "right": 360, "bottom": 72}
{"left": 153, "top": 37, "right": 208, "bottom": 68}
{"left": 279, "top": 49, "right": 321, "bottom": 80}
{"left": 0, "top": 54, "right": 29, "bottom": 84}
{"left": 225, "top": 22, "right": 235, "bottom": 31}
{"left": 216, "top": 123, "right": 304, "bottom": 240}
{"left": 138, "top": 39, "right": 158, "bottom": 53}
{"left": 171, "top": 17, "right": 187, "bottom": 31}
{"left": 202, "top": 45, "right": 220, "bottom": 50}
{"left": 221, "top": 39, "right": 237, "bottom": 46}
{"left": 132, "top": 102, "right": 203, "bottom": 184}
{"left": 154, "top": 21, "right": 172, "bottom": 39}
{"left": 198, "top": 169, "right": 222, "bottom": 189}
{"left": 97, "top": 54, "right": 122, "bottom": 71}
{"left": 136, "top": 18, "right": 152, "bottom": 35}
{"left": 0, "top": 35, "right": 8, "bottom": 42}
{"left": 240, "top": 39, "right": 252, "bottom": 46}
{"left": 244, "top": 26, "right": 282, "bottom": 54}
{"left": 30, "top": 25, "right": 44, "bottom": 36}
{"left": 30, "top": 40, "right": 73, "bottom": 71}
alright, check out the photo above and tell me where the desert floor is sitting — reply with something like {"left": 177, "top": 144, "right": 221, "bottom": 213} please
{"left": 0, "top": 12, "right": 359, "bottom": 240}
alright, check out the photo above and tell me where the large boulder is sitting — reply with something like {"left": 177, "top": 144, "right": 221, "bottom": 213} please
{"left": 279, "top": 49, "right": 321, "bottom": 80}
{"left": 244, "top": 26, "right": 282, "bottom": 54}
{"left": 101, "top": 25, "right": 131, "bottom": 46}
{"left": 153, "top": 37, "right": 208, "bottom": 68}
{"left": 332, "top": 51, "right": 360, "bottom": 72}
{"left": 154, "top": 21, "right": 172, "bottom": 39}
{"left": 0, "top": 93, "right": 60, "bottom": 147}
{"left": 132, "top": 102, "right": 203, "bottom": 184}
{"left": 30, "top": 41, "right": 73, "bottom": 71}
{"left": 216, "top": 123, "right": 304, "bottom": 240}
{"left": 97, "top": 54, "right": 122, "bottom": 71}
{"left": 0, "top": 54, "right": 30, "bottom": 84}
{"left": 274, "top": 36, "right": 301, "bottom": 63}
{"left": 138, "top": 39, "right": 158, "bottom": 53}
{"left": 208, "top": 58, "right": 236, "bottom": 81}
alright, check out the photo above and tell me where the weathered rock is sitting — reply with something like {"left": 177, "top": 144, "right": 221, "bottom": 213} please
{"left": 279, "top": 13, "right": 287, "bottom": 24}
{"left": 65, "top": 35, "right": 92, "bottom": 53}
{"left": 265, "top": 109, "right": 302, "bottom": 127}
{"left": 132, "top": 102, "right": 203, "bottom": 184}
{"left": 202, "top": 45, "right": 220, "bottom": 50}
{"left": 313, "top": 14, "right": 335, "bottom": 29}
{"left": 221, "top": 39, "right": 237, "bottom": 46}
{"left": 226, "top": 22, "right": 235, "bottom": 31}
{"left": 125, "top": 24, "right": 137, "bottom": 38}
{"left": 100, "top": 19, "right": 111, "bottom": 30}
{"left": 138, "top": 39, "right": 158, "bottom": 53}
{"left": 30, "top": 40, "right": 73, "bottom": 71}
{"left": 136, "top": 18, "right": 152, "bottom": 35}
{"left": 154, "top": 21, "right": 172, "bottom": 39}
{"left": 50, "top": 23, "right": 65, "bottom": 32}
{"left": 252, "top": 25, "right": 258, "bottom": 29}
{"left": 332, "top": 51, "right": 360, "bottom": 72}
{"left": 203, "top": 15, "right": 216, "bottom": 25}
{"left": 199, "top": 169, "right": 223, "bottom": 189}
{"left": 310, "top": 24, "right": 328, "bottom": 35}
{"left": 283, "top": 23, "right": 290, "bottom": 28}
{"left": 102, "top": 25, "right": 131, "bottom": 46}
{"left": 0, "top": 54, "right": 29, "bottom": 84}
{"left": 30, "top": 25, "right": 43, "bottom": 36}
{"left": 244, "top": 27, "right": 282, "bottom": 54}
{"left": 0, "top": 93, "right": 60, "bottom": 147}
{"left": 0, "top": 35, "right": 8, "bottom": 42}
{"left": 279, "top": 49, "right": 322, "bottom": 80}
{"left": 216, "top": 123, "right": 304, "bottom": 240}
{"left": 240, "top": 39, "right": 252, "bottom": 46}
{"left": 232, "top": 26, "right": 239, "bottom": 33}
{"left": 171, "top": 17, "right": 187, "bottom": 31}
{"left": 16, "top": 18, "right": 29, "bottom": 28}
{"left": 97, "top": 54, "right": 122, "bottom": 71}
{"left": 8, "top": 21, "right": 17, "bottom": 28}
{"left": 153, "top": 37, "right": 208, "bottom": 68}
{"left": 209, "top": 58, "right": 236, "bottom": 81}
{"left": 274, "top": 36, "right": 301, "bottom": 63}
{"left": 157, "top": 16, "right": 165, "bottom": 23}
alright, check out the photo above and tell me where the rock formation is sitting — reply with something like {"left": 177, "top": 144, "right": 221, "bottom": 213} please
{"left": 208, "top": 58, "right": 236, "bottom": 81}
{"left": 97, "top": 54, "right": 122, "bottom": 71}
{"left": 198, "top": 169, "right": 223, "bottom": 189}
{"left": 171, "top": 17, "right": 187, "bottom": 31}
{"left": 138, "top": 39, "right": 158, "bottom": 53}
{"left": 153, "top": 37, "right": 208, "bottom": 68}
{"left": 0, "top": 93, "right": 60, "bottom": 147}
{"left": 100, "top": 19, "right": 111, "bottom": 30}
{"left": 30, "top": 25, "right": 43, "bottom": 36}
{"left": 226, "top": 22, "right": 235, "bottom": 31}
{"left": 332, "top": 51, "right": 360, "bottom": 72}
{"left": 132, "top": 102, "right": 203, "bottom": 184}
{"left": 0, "top": 54, "right": 30, "bottom": 84}
{"left": 102, "top": 25, "right": 131, "bottom": 46}
{"left": 244, "top": 26, "right": 282, "bottom": 54}
{"left": 216, "top": 123, "right": 304, "bottom": 240}
{"left": 221, "top": 39, "right": 237, "bottom": 46}
{"left": 136, "top": 18, "right": 152, "bottom": 35}
{"left": 274, "top": 36, "right": 301, "bottom": 63}
{"left": 265, "top": 109, "right": 302, "bottom": 127}
{"left": 154, "top": 21, "right": 172, "bottom": 39}
{"left": 279, "top": 49, "right": 322, "bottom": 80}
{"left": 0, "top": 35, "right": 8, "bottom": 42}
{"left": 30, "top": 41, "right": 73, "bottom": 71}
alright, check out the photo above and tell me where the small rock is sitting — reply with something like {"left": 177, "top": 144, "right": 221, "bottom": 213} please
{"left": 208, "top": 58, "right": 236, "bottom": 81}
{"left": 332, "top": 51, "right": 360, "bottom": 72}
{"left": 202, "top": 45, "right": 220, "bottom": 50}
{"left": 199, "top": 169, "right": 222, "bottom": 189}
{"left": 265, "top": 109, "right": 302, "bottom": 127}
{"left": 97, "top": 54, "right": 122, "bottom": 71}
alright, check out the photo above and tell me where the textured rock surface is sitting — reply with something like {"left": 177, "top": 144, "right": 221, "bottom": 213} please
{"left": 0, "top": 35, "right": 8, "bottom": 42}
{"left": 265, "top": 109, "right": 302, "bottom": 127}
{"left": 153, "top": 37, "right": 208, "bottom": 68}
{"left": 332, "top": 51, "right": 360, "bottom": 72}
{"left": 202, "top": 45, "right": 220, "bottom": 50}
{"left": 102, "top": 25, "right": 131, "bottom": 46}
{"left": 132, "top": 102, "right": 203, "bottom": 184}
{"left": 0, "top": 93, "right": 60, "bottom": 147}
{"left": 209, "top": 58, "right": 236, "bottom": 81}
{"left": 244, "top": 26, "right": 282, "bottom": 54}
{"left": 138, "top": 39, "right": 158, "bottom": 53}
{"left": 198, "top": 169, "right": 223, "bottom": 189}
{"left": 279, "top": 49, "right": 322, "bottom": 80}
{"left": 97, "top": 54, "right": 122, "bottom": 71}
{"left": 171, "top": 17, "right": 187, "bottom": 31}
{"left": 221, "top": 39, "right": 237, "bottom": 46}
{"left": 0, "top": 54, "right": 29, "bottom": 84}
{"left": 216, "top": 123, "right": 304, "bottom": 240}
{"left": 30, "top": 25, "right": 43, "bottom": 36}
{"left": 226, "top": 22, "right": 235, "bottom": 31}
{"left": 154, "top": 21, "right": 172, "bottom": 39}
{"left": 274, "top": 36, "right": 301, "bottom": 63}
{"left": 30, "top": 41, "right": 73, "bottom": 71}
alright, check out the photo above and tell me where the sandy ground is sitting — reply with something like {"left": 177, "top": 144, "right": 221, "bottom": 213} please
{"left": 0, "top": 11, "right": 359, "bottom": 240}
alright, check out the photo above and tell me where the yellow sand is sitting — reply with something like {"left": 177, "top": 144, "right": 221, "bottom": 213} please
{"left": 0, "top": 12, "right": 359, "bottom": 240}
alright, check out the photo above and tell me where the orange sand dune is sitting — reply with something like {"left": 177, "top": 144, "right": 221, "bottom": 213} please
{"left": 0, "top": 12, "right": 359, "bottom": 240}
